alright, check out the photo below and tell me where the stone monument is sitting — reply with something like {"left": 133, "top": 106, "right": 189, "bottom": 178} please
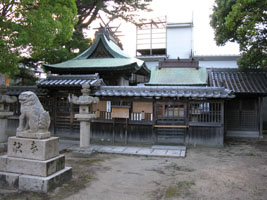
{"left": 0, "top": 91, "right": 72, "bottom": 192}
{"left": 0, "top": 86, "right": 17, "bottom": 144}
{"left": 72, "top": 83, "right": 99, "bottom": 147}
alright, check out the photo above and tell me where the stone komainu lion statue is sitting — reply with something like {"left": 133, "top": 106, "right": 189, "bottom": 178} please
{"left": 17, "top": 91, "right": 50, "bottom": 133}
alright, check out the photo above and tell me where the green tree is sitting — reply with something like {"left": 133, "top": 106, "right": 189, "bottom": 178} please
{"left": 210, "top": 0, "right": 267, "bottom": 70}
{"left": 0, "top": 0, "right": 77, "bottom": 76}
{"left": 75, "top": 0, "right": 152, "bottom": 34}
{"left": 1, "top": 0, "right": 151, "bottom": 83}
{"left": 27, "top": 0, "right": 152, "bottom": 66}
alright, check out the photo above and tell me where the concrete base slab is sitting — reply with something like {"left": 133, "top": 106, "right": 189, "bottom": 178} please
{"left": 151, "top": 149, "right": 167, "bottom": 156}
{"left": 123, "top": 147, "right": 141, "bottom": 154}
{"left": 19, "top": 167, "right": 72, "bottom": 192}
{"left": 166, "top": 150, "right": 181, "bottom": 157}
{"left": 68, "top": 144, "right": 187, "bottom": 158}
{"left": 98, "top": 146, "right": 115, "bottom": 152}
{"left": 136, "top": 148, "right": 153, "bottom": 155}
{"left": 152, "top": 145, "right": 186, "bottom": 151}
{"left": 0, "top": 155, "right": 65, "bottom": 177}
{"left": 8, "top": 136, "right": 59, "bottom": 160}
{"left": 181, "top": 150, "right": 186, "bottom": 157}
{"left": 110, "top": 147, "right": 127, "bottom": 153}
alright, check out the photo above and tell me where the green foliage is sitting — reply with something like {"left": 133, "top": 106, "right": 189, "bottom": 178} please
{"left": 10, "top": 57, "right": 39, "bottom": 86}
{"left": 68, "top": 0, "right": 152, "bottom": 63}
{"left": 0, "top": 0, "right": 151, "bottom": 79}
{"left": 11, "top": 67, "right": 38, "bottom": 86}
{"left": 0, "top": 0, "right": 77, "bottom": 76}
{"left": 75, "top": 0, "right": 152, "bottom": 35}
{"left": 210, "top": 0, "right": 267, "bottom": 70}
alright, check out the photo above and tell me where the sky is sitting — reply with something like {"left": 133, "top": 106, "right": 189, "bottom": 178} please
{"left": 86, "top": 0, "right": 240, "bottom": 57}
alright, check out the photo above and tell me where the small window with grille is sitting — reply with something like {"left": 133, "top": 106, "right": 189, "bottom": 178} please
{"left": 189, "top": 102, "right": 222, "bottom": 123}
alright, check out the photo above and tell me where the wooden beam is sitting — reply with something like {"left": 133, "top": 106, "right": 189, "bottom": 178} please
{"left": 159, "top": 59, "right": 199, "bottom": 69}
{"left": 154, "top": 125, "right": 189, "bottom": 128}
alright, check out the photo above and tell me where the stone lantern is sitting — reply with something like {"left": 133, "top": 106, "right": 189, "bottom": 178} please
{"left": 0, "top": 86, "right": 17, "bottom": 143}
{"left": 72, "top": 83, "right": 99, "bottom": 147}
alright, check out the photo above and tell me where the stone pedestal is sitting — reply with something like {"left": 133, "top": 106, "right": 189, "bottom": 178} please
{"left": 8, "top": 136, "right": 59, "bottom": 160}
{"left": 0, "top": 136, "right": 72, "bottom": 192}
{"left": 75, "top": 113, "right": 96, "bottom": 147}
{"left": 0, "top": 91, "right": 71, "bottom": 192}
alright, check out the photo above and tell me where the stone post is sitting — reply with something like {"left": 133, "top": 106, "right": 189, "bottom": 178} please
{"left": 72, "top": 83, "right": 99, "bottom": 147}
{"left": 0, "top": 86, "right": 17, "bottom": 143}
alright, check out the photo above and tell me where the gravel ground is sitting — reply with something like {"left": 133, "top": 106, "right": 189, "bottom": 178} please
{"left": 1, "top": 137, "right": 267, "bottom": 200}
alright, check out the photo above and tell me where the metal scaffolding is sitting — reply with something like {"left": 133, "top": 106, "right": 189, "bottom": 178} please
{"left": 136, "top": 16, "right": 167, "bottom": 56}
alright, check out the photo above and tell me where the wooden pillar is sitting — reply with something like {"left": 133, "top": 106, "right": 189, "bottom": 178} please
{"left": 112, "top": 119, "right": 115, "bottom": 144}
{"left": 125, "top": 118, "right": 128, "bottom": 144}
{"left": 221, "top": 101, "right": 225, "bottom": 145}
{"left": 259, "top": 97, "right": 263, "bottom": 138}
{"left": 152, "top": 100, "right": 157, "bottom": 144}
{"left": 184, "top": 100, "right": 189, "bottom": 144}
{"left": 70, "top": 101, "right": 73, "bottom": 134}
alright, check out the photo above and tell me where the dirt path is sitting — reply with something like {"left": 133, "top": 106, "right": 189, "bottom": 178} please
{"left": 64, "top": 139, "right": 267, "bottom": 200}
{"left": 1, "top": 139, "right": 267, "bottom": 200}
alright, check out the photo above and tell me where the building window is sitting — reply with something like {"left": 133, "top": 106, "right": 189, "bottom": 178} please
{"left": 164, "top": 104, "right": 184, "bottom": 118}
{"left": 189, "top": 102, "right": 221, "bottom": 123}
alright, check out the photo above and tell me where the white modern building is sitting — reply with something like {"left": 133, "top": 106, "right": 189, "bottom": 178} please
{"left": 135, "top": 17, "right": 267, "bottom": 132}
{"left": 136, "top": 17, "right": 240, "bottom": 69}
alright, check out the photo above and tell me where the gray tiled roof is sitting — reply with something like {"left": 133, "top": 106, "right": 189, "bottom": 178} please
{"left": 208, "top": 69, "right": 267, "bottom": 95}
{"left": 37, "top": 73, "right": 105, "bottom": 88}
{"left": 94, "top": 86, "right": 235, "bottom": 99}
{"left": 7, "top": 86, "right": 48, "bottom": 96}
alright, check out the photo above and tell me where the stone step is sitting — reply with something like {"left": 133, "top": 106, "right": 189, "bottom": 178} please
{"left": 0, "top": 155, "right": 65, "bottom": 177}
{"left": 0, "top": 167, "right": 72, "bottom": 192}
{"left": 19, "top": 167, "right": 72, "bottom": 192}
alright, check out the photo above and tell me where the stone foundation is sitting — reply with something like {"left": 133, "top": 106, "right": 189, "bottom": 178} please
{"left": 19, "top": 167, "right": 72, "bottom": 192}
{"left": 0, "top": 155, "right": 65, "bottom": 177}
{"left": 0, "top": 135, "right": 72, "bottom": 192}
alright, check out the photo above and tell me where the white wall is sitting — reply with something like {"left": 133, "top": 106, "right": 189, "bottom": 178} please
{"left": 143, "top": 59, "right": 238, "bottom": 70}
{"left": 167, "top": 26, "right": 192, "bottom": 59}
{"left": 145, "top": 61, "right": 159, "bottom": 69}
{"left": 199, "top": 60, "right": 238, "bottom": 68}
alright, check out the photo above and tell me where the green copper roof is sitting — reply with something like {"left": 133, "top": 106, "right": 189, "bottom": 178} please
{"left": 74, "top": 33, "right": 129, "bottom": 59}
{"left": 146, "top": 67, "right": 207, "bottom": 86}
{"left": 43, "top": 32, "right": 150, "bottom": 75}
{"left": 44, "top": 58, "right": 143, "bottom": 69}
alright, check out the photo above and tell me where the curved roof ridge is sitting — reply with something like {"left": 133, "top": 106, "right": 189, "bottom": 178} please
{"left": 73, "top": 32, "right": 129, "bottom": 59}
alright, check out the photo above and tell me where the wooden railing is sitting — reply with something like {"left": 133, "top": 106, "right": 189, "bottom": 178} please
{"left": 97, "top": 111, "right": 112, "bottom": 120}
{"left": 130, "top": 112, "right": 153, "bottom": 121}
{"left": 94, "top": 111, "right": 153, "bottom": 121}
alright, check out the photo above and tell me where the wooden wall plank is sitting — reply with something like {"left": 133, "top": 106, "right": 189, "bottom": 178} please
{"left": 133, "top": 102, "right": 153, "bottom": 113}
